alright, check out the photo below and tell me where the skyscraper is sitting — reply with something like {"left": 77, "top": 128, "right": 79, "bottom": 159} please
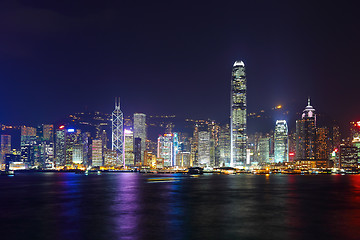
{"left": 112, "top": 97, "right": 123, "bottom": 163}
{"left": 296, "top": 98, "right": 316, "bottom": 160}
{"left": 133, "top": 113, "right": 146, "bottom": 163}
{"left": 274, "top": 120, "right": 289, "bottom": 163}
{"left": 65, "top": 128, "right": 77, "bottom": 166}
{"left": 258, "top": 137, "right": 270, "bottom": 163}
{"left": 157, "top": 134, "right": 173, "bottom": 167}
{"left": 20, "top": 126, "right": 37, "bottom": 166}
{"left": 55, "top": 127, "right": 66, "bottom": 166}
{"left": 92, "top": 139, "right": 103, "bottom": 167}
{"left": 198, "top": 131, "right": 211, "bottom": 167}
{"left": 190, "top": 124, "right": 199, "bottom": 166}
{"left": 1, "top": 135, "right": 11, "bottom": 163}
{"left": 43, "top": 124, "right": 54, "bottom": 142}
{"left": 230, "top": 61, "right": 247, "bottom": 167}
{"left": 316, "top": 127, "right": 330, "bottom": 160}
{"left": 219, "top": 124, "right": 231, "bottom": 167}
{"left": 72, "top": 144, "right": 83, "bottom": 164}
{"left": 124, "top": 129, "right": 134, "bottom": 167}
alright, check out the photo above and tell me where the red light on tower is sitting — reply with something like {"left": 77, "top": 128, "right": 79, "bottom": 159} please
{"left": 357, "top": 121, "right": 360, "bottom": 127}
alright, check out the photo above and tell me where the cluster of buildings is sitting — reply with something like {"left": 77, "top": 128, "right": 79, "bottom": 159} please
{"left": 0, "top": 61, "right": 359, "bottom": 172}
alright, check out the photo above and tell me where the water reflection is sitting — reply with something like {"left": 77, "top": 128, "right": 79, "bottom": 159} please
{"left": 113, "top": 173, "right": 140, "bottom": 240}
{"left": 3, "top": 173, "right": 360, "bottom": 240}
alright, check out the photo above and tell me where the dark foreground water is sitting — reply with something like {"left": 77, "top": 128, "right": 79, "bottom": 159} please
{"left": 1, "top": 173, "right": 360, "bottom": 240}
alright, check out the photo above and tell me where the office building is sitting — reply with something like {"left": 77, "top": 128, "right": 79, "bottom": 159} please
{"left": 219, "top": 124, "right": 231, "bottom": 167}
{"left": 296, "top": 98, "right": 316, "bottom": 160}
{"left": 43, "top": 124, "right": 54, "bottom": 142}
{"left": 133, "top": 113, "right": 147, "bottom": 163}
{"left": 55, "top": 127, "right": 66, "bottom": 166}
{"left": 274, "top": 120, "right": 289, "bottom": 163}
{"left": 124, "top": 129, "right": 134, "bottom": 167}
{"left": 92, "top": 139, "right": 103, "bottom": 167}
{"left": 198, "top": 131, "right": 211, "bottom": 166}
{"left": 340, "top": 145, "right": 359, "bottom": 171}
{"left": 258, "top": 137, "right": 270, "bottom": 163}
{"left": 230, "top": 61, "right": 247, "bottom": 167}
{"left": 1, "top": 135, "right": 11, "bottom": 163}
{"left": 112, "top": 97, "right": 124, "bottom": 162}
{"left": 157, "top": 134, "right": 173, "bottom": 167}
{"left": 316, "top": 127, "right": 330, "bottom": 160}
{"left": 104, "top": 148, "right": 118, "bottom": 167}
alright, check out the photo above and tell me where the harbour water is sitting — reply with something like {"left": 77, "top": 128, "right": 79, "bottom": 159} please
{"left": 1, "top": 173, "right": 360, "bottom": 240}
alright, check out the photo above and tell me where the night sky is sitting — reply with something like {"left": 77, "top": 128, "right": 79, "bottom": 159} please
{"left": 1, "top": 0, "right": 359, "bottom": 130}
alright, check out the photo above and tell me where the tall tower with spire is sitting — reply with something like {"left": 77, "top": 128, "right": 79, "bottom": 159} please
{"left": 296, "top": 98, "right": 316, "bottom": 160}
{"left": 112, "top": 97, "right": 124, "bottom": 165}
{"left": 230, "top": 61, "right": 247, "bottom": 167}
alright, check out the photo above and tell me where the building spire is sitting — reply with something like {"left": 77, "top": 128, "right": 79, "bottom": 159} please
{"left": 307, "top": 97, "right": 311, "bottom": 106}
{"left": 115, "top": 97, "right": 121, "bottom": 109}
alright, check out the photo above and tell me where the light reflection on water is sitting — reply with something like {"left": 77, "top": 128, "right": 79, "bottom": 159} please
{"left": 2, "top": 173, "right": 360, "bottom": 240}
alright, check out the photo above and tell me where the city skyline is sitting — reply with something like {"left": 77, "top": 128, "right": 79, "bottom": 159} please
{"left": 2, "top": 2, "right": 360, "bottom": 239}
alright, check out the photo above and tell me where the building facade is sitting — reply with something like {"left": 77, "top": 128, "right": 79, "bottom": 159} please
{"left": 296, "top": 99, "right": 316, "bottom": 161}
{"left": 133, "top": 113, "right": 147, "bottom": 164}
{"left": 274, "top": 120, "right": 289, "bottom": 163}
{"left": 112, "top": 97, "right": 123, "bottom": 162}
{"left": 230, "top": 61, "right": 247, "bottom": 167}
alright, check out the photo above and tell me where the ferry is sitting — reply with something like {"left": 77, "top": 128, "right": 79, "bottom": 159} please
{"left": 187, "top": 167, "right": 203, "bottom": 175}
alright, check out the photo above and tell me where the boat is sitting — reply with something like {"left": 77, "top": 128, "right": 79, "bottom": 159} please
{"left": 85, "top": 170, "right": 101, "bottom": 175}
{"left": 187, "top": 167, "right": 203, "bottom": 175}
{"left": 0, "top": 170, "right": 15, "bottom": 176}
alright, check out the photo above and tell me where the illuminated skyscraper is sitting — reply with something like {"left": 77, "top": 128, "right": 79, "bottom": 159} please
{"left": 55, "top": 127, "right": 66, "bottom": 166}
{"left": 340, "top": 145, "right": 359, "bottom": 171}
{"left": 258, "top": 137, "right": 270, "bottom": 163}
{"left": 43, "top": 124, "right": 54, "bottom": 142}
{"left": 21, "top": 126, "right": 37, "bottom": 146}
{"left": 72, "top": 144, "right": 83, "bottom": 164}
{"left": 92, "top": 139, "right": 103, "bottom": 167}
{"left": 104, "top": 149, "right": 117, "bottom": 166}
{"left": 219, "top": 124, "right": 231, "bottom": 166}
{"left": 157, "top": 134, "right": 173, "bottom": 167}
{"left": 112, "top": 97, "right": 123, "bottom": 163}
{"left": 190, "top": 125, "right": 199, "bottom": 166}
{"left": 172, "top": 132, "right": 179, "bottom": 166}
{"left": 124, "top": 129, "right": 134, "bottom": 167}
{"left": 274, "top": 120, "right": 289, "bottom": 163}
{"left": 65, "top": 128, "right": 77, "bottom": 166}
{"left": 296, "top": 98, "right": 316, "bottom": 160}
{"left": 198, "top": 131, "right": 210, "bottom": 166}
{"left": 1, "top": 135, "right": 11, "bottom": 163}
{"left": 133, "top": 113, "right": 146, "bottom": 163}
{"left": 20, "top": 126, "right": 37, "bottom": 166}
{"left": 230, "top": 61, "right": 247, "bottom": 167}
{"left": 316, "top": 127, "right": 330, "bottom": 160}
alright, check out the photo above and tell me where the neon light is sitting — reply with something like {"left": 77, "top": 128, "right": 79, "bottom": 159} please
{"left": 59, "top": 125, "right": 65, "bottom": 129}
{"left": 67, "top": 129, "right": 75, "bottom": 133}
{"left": 289, "top": 152, "right": 295, "bottom": 156}
{"left": 124, "top": 129, "right": 133, "bottom": 134}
